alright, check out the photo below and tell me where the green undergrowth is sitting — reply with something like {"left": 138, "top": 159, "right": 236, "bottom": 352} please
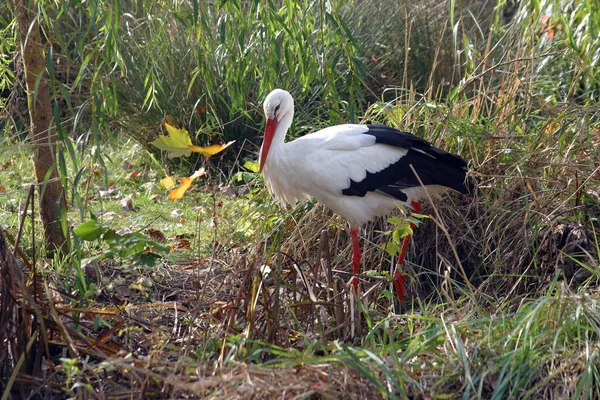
{"left": 237, "top": 287, "right": 599, "bottom": 399}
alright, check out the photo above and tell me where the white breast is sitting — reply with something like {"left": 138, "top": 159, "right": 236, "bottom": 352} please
{"left": 263, "top": 125, "right": 406, "bottom": 222}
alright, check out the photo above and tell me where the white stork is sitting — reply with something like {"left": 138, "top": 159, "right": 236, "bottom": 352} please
{"left": 259, "top": 89, "right": 472, "bottom": 301}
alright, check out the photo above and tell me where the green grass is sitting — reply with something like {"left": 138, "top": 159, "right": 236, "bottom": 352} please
{"left": 229, "top": 286, "right": 600, "bottom": 398}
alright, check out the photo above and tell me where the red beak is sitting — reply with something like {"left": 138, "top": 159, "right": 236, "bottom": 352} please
{"left": 260, "top": 118, "right": 278, "bottom": 172}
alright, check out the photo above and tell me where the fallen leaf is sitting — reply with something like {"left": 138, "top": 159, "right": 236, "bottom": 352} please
{"left": 126, "top": 170, "right": 141, "bottom": 180}
{"left": 98, "top": 185, "right": 119, "bottom": 198}
{"left": 177, "top": 239, "right": 191, "bottom": 249}
{"left": 147, "top": 228, "right": 166, "bottom": 242}
{"left": 169, "top": 168, "right": 207, "bottom": 200}
{"left": 120, "top": 194, "right": 135, "bottom": 211}
{"left": 540, "top": 15, "right": 557, "bottom": 41}
{"left": 170, "top": 179, "right": 194, "bottom": 199}
{"left": 182, "top": 258, "right": 205, "bottom": 270}
{"left": 220, "top": 185, "right": 237, "bottom": 198}
{"left": 102, "top": 212, "right": 120, "bottom": 221}
{"left": 149, "top": 194, "right": 162, "bottom": 202}
{"left": 159, "top": 176, "right": 176, "bottom": 190}
{"left": 171, "top": 209, "right": 184, "bottom": 222}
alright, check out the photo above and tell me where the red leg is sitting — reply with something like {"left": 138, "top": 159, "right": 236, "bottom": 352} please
{"left": 393, "top": 201, "right": 421, "bottom": 302}
{"left": 350, "top": 227, "right": 361, "bottom": 292}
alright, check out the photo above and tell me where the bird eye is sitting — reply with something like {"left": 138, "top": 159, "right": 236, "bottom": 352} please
{"left": 275, "top": 104, "right": 280, "bottom": 114}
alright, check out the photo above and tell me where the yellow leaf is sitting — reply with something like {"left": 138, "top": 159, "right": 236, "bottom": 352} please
{"left": 151, "top": 120, "right": 235, "bottom": 159}
{"left": 150, "top": 116, "right": 235, "bottom": 158}
{"left": 243, "top": 160, "right": 260, "bottom": 173}
{"left": 188, "top": 140, "right": 235, "bottom": 158}
{"left": 150, "top": 122, "right": 194, "bottom": 158}
{"left": 159, "top": 176, "right": 176, "bottom": 190}
{"left": 169, "top": 168, "right": 207, "bottom": 200}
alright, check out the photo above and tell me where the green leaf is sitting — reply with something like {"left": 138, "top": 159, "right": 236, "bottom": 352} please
{"left": 151, "top": 122, "right": 235, "bottom": 159}
{"left": 73, "top": 220, "right": 107, "bottom": 241}
{"left": 81, "top": 252, "right": 113, "bottom": 268}
{"left": 150, "top": 122, "right": 194, "bottom": 158}
{"left": 363, "top": 269, "right": 380, "bottom": 277}
{"left": 103, "top": 231, "right": 147, "bottom": 258}
{"left": 148, "top": 241, "right": 170, "bottom": 254}
{"left": 101, "top": 231, "right": 169, "bottom": 259}
{"left": 384, "top": 241, "right": 401, "bottom": 257}
{"left": 134, "top": 252, "right": 162, "bottom": 267}
{"left": 243, "top": 160, "right": 260, "bottom": 173}
{"left": 387, "top": 216, "right": 405, "bottom": 225}
{"left": 392, "top": 224, "right": 413, "bottom": 244}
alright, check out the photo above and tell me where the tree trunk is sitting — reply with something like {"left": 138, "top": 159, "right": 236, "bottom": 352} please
{"left": 13, "top": 0, "right": 69, "bottom": 255}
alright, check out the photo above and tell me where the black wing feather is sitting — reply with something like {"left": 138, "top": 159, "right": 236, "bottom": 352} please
{"left": 341, "top": 125, "right": 473, "bottom": 200}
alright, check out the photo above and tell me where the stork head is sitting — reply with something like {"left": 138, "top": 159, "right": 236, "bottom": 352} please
{"left": 260, "top": 89, "right": 294, "bottom": 172}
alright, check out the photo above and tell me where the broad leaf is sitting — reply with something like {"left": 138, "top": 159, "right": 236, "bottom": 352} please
{"left": 392, "top": 224, "right": 413, "bottom": 244}
{"left": 73, "top": 220, "right": 107, "bottom": 241}
{"left": 169, "top": 168, "right": 207, "bottom": 200}
{"left": 151, "top": 121, "right": 235, "bottom": 159}
{"left": 243, "top": 160, "right": 260, "bottom": 173}
{"left": 150, "top": 122, "right": 194, "bottom": 158}
{"left": 159, "top": 176, "right": 176, "bottom": 190}
{"left": 103, "top": 231, "right": 148, "bottom": 258}
{"left": 387, "top": 216, "right": 405, "bottom": 225}
{"left": 189, "top": 141, "right": 235, "bottom": 158}
{"left": 385, "top": 241, "right": 401, "bottom": 257}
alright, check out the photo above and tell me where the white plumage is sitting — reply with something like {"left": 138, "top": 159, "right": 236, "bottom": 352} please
{"left": 259, "top": 88, "right": 472, "bottom": 300}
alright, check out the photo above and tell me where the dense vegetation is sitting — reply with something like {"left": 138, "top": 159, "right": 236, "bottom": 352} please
{"left": 1, "top": 0, "right": 599, "bottom": 398}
